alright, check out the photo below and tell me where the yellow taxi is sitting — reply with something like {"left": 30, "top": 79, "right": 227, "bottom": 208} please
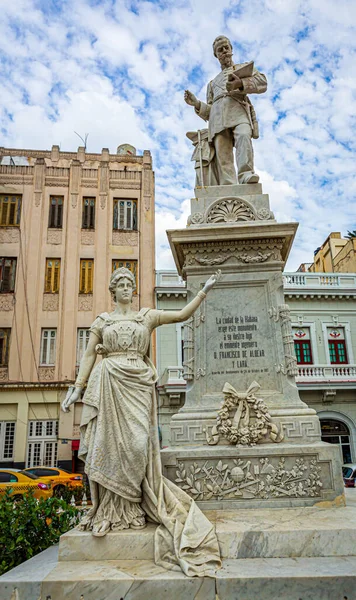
{"left": 0, "top": 469, "right": 52, "bottom": 501}
{"left": 23, "top": 467, "right": 83, "bottom": 497}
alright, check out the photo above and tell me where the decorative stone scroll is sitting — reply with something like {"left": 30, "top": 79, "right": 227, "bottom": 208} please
{"left": 174, "top": 455, "right": 322, "bottom": 502}
{"left": 269, "top": 304, "right": 298, "bottom": 377}
{"left": 206, "top": 381, "right": 283, "bottom": 446}
{"left": 206, "top": 198, "right": 255, "bottom": 224}
{"left": 193, "top": 250, "right": 273, "bottom": 266}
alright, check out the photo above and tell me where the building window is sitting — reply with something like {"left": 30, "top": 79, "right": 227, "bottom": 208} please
{"left": 0, "top": 422, "right": 15, "bottom": 461}
{"left": 0, "top": 329, "right": 11, "bottom": 366}
{"left": 320, "top": 419, "right": 352, "bottom": 463}
{"left": 113, "top": 199, "right": 137, "bottom": 230}
{"left": 79, "top": 259, "right": 94, "bottom": 294}
{"left": 293, "top": 328, "right": 313, "bottom": 364}
{"left": 112, "top": 259, "right": 137, "bottom": 293}
{"left": 0, "top": 195, "right": 21, "bottom": 227}
{"left": 82, "top": 197, "right": 95, "bottom": 229}
{"left": 48, "top": 196, "right": 63, "bottom": 228}
{"left": 327, "top": 328, "right": 348, "bottom": 364}
{"left": 0, "top": 257, "right": 17, "bottom": 293}
{"left": 40, "top": 329, "right": 56, "bottom": 365}
{"left": 27, "top": 420, "right": 58, "bottom": 467}
{"left": 44, "top": 259, "right": 61, "bottom": 293}
{"left": 76, "top": 328, "right": 90, "bottom": 364}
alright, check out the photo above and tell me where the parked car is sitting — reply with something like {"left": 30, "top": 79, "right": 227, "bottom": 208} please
{"left": 342, "top": 464, "right": 356, "bottom": 487}
{"left": 0, "top": 469, "right": 52, "bottom": 501}
{"left": 23, "top": 467, "right": 83, "bottom": 497}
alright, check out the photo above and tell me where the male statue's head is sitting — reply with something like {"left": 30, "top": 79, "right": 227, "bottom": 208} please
{"left": 213, "top": 35, "right": 233, "bottom": 69}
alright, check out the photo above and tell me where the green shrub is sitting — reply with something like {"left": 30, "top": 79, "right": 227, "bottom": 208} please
{"left": 54, "top": 481, "right": 91, "bottom": 504}
{"left": 0, "top": 489, "right": 81, "bottom": 576}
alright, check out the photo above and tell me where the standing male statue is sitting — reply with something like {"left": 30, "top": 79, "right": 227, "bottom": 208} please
{"left": 184, "top": 35, "right": 267, "bottom": 185}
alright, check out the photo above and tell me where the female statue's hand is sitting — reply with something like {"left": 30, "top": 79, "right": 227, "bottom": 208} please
{"left": 202, "top": 269, "right": 221, "bottom": 294}
{"left": 61, "top": 386, "right": 82, "bottom": 413}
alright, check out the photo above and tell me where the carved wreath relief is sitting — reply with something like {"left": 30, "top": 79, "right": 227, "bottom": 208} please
{"left": 207, "top": 381, "right": 283, "bottom": 446}
{"left": 174, "top": 456, "right": 323, "bottom": 501}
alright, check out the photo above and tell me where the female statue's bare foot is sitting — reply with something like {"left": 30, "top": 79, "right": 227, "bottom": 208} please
{"left": 92, "top": 519, "right": 111, "bottom": 537}
{"left": 130, "top": 516, "right": 146, "bottom": 530}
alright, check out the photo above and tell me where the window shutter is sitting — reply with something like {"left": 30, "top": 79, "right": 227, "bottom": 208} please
{"left": 133, "top": 201, "right": 137, "bottom": 230}
{"left": 49, "top": 331, "right": 56, "bottom": 364}
{"left": 53, "top": 261, "right": 60, "bottom": 292}
{"left": 90, "top": 200, "right": 95, "bottom": 228}
{"left": 80, "top": 261, "right": 87, "bottom": 293}
{"left": 41, "top": 332, "right": 48, "bottom": 364}
{"left": 119, "top": 201, "right": 125, "bottom": 229}
{"left": 126, "top": 202, "right": 132, "bottom": 229}
{"left": 87, "top": 261, "right": 93, "bottom": 293}
{"left": 2, "top": 264, "right": 11, "bottom": 293}
{"left": 1, "top": 199, "right": 8, "bottom": 225}
{"left": 45, "top": 261, "right": 52, "bottom": 293}
{"left": 57, "top": 201, "right": 63, "bottom": 228}
{"left": 113, "top": 201, "right": 118, "bottom": 230}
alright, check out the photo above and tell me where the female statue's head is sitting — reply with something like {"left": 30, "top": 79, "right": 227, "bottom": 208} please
{"left": 109, "top": 267, "right": 136, "bottom": 304}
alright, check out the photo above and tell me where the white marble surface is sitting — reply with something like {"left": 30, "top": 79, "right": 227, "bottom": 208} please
{"left": 216, "top": 556, "right": 356, "bottom": 600}
{"left": 0, "top": 544, "right": 58, "bottom": 600}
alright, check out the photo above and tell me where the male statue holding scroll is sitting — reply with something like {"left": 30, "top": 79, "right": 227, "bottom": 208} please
{"left": 184, "top": 35, "right": 267, "bottom": 185}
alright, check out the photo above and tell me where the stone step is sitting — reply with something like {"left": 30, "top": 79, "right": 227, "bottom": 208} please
{"left": 59, "top": 504, "right": 356, "bottom": 561}
{"left": 1, "top": 552, "right": 356, "bottom": 600}
{"left": 216, "top": 556, "right": 356, "bottom": 600}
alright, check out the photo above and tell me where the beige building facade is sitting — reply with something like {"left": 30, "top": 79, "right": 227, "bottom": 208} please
{"left": 0, "top": 144, "right": 155, "bottom": 470}
{"left": 308, "top": 232, "right": 356, "bottom": 273}
{"left": 156, "top": 270, "right": 356, "bottom": 464}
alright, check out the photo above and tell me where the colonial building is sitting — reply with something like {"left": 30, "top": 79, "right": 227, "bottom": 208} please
{"left": 0, "top": 144, "right": 155, "bottom": 470}
{"left": 308, "top": 232, "right": 356, "bottom": 273}
{"left": 156, "top": 270, "right": 356, "bottom": 463}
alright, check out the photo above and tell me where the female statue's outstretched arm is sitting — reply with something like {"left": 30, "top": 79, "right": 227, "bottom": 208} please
{"left": 61, "top": 332, "right": 99, "bottom": 412}
{"left": 158, "top": 270, "right": 220, "bottom": 326}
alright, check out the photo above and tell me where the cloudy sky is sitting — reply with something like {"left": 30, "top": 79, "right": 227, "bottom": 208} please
{"left": 1, "top": 0, "right": 355, "bottom": 270}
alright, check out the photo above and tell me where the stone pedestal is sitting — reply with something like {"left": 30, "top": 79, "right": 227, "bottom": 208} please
{"left": 162, "top": 183, "right": 344, "bottom": 507}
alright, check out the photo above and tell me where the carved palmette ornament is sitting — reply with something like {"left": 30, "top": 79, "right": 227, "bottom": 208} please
{"left": 207, "top": 381, "right": 283, "bottom": 446}
{"left": 206, "top": 198, "right": 255, "bottom": 223}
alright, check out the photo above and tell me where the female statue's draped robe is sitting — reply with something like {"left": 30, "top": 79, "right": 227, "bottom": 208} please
{"left": 78, "top": 309, "right": 221, "bottom": 577}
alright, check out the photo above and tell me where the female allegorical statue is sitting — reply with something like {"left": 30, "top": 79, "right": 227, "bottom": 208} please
{"left": 62, "top": 267, "right": 221, "bottom": 576}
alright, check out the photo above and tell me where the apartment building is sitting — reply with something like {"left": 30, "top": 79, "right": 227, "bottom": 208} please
{"left": 156, "top": 270, "right": 356, "bottom": 464}
{"left": 0, "top": 144, "right": 155, "bottom": 470}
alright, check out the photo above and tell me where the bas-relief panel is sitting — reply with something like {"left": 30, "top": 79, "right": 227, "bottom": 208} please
{"left": 47, "top": 229, "right": 62, "bottom": 245}
{"left": 204, "top": 284, "right": 278, "bottom": 392}
{"left": 167, "top": 455, "right": 327, "bottom": 503}
{"left": 42, "top": 294, "right": 59, "bottom": 312}
{"left": 0, "top": 368, "right": 8, "bottom": 381}
{"left": 38, "top": 366, "right": 55, "bottom": 381}
{"left": 0, "top": 294, "right": 14, "bottom": 311}
{"left": 78, "top": 294, "right": 93, "bottom": 311}
{"left": 112, "top": 230, "right": 139, "bottom": 246}
{"left": 81, "top": 230, "right": 95, "bottom": 245}
{"left": 0, "top": 228, "right": 20, "bottom": 243}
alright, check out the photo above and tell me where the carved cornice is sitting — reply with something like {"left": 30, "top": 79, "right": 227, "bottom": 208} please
{"left": 0, "top": 178, "right": 33, "bottom": 185}
{"left": 45, "top": 178, "right": 69, "bottom": 187}
{"left": 109, "top": 181, "right": 141, "bottom": 190}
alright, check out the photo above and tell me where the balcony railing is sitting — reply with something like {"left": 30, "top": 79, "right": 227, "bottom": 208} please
{"left": 296, "top": 364, "right": 356, "bottom": 382}
{"left": 284, "top": 272, "right": 356, "bottom": 288}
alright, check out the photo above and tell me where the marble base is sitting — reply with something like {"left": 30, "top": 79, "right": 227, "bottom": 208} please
{"left": 2, "top": 551, "right": 356, "bottom": 600}
{"left": 59, "top": 501, "right": 356, "bottom": 561}
{"left": 161, "top": 441, "right": 344, "bottom": 509}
